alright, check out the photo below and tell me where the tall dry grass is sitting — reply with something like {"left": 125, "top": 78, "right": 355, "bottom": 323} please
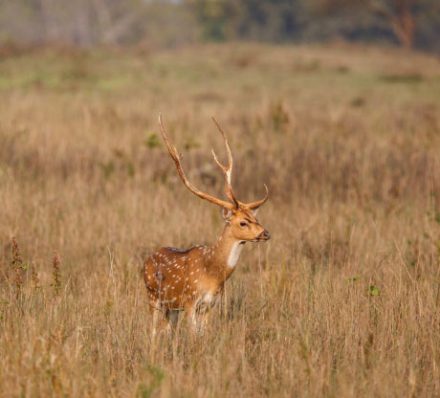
{"left": 0, "top": 43, "right": 439, "bottom": 397}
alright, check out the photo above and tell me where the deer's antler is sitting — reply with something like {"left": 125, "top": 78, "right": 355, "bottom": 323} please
{"left": 211, "top": 117, "right": 239, "bottom": 207}
{"left": 211, "top": 117, "right": 269, "bottom": 211}
{"left": 159, "top": 115, "right": 236, "bottom": 210}
{"left": 242, "top": 183, "right": 269, "bottom": 210}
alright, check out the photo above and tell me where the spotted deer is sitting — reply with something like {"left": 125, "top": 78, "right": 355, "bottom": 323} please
{"left": 144, "top": 115, "right": 270, "bottom": 334}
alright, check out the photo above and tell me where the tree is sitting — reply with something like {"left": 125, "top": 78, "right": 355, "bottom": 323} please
{"left": 187, "top": 0, "right": 307, "bottom": 42}
{"left": 369, "top": 0, "right": 416, "bottom": 48}
{"left": 313, "top": 0, "right": 429, "bottom": 48}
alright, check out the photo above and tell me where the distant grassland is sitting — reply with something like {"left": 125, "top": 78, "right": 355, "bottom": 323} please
{"left": 0, "top": 43, "right": 440, "bottom": 397}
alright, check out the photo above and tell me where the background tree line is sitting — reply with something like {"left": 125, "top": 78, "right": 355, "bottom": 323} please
{"left": 0, "top": 0, "right": 438, "bottom": 51}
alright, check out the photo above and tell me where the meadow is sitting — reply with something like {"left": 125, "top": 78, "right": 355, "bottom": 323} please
{"left": 0, "top": 42, "right": 439, "bottom": 397}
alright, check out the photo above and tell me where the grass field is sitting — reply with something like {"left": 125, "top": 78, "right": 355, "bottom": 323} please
{"left": 0, "top": 42, "right": 440, "bottom": 397}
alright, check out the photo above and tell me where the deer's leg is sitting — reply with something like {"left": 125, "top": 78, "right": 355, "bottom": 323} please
{"left": 149, "top": 302, "right": 170, "bottom": 337}
{"left": 151, "top": 308, "right": 160, "bottom": 337}
{"left": 166, "top": 309, "right": 180, "bottom": 333}
{"left": 184, "top": 303, "right": 198, "bottom": 334}
{"left": 186, "top": 303, "right": 211, "bottom": 335}
{"left": 187, "top": 308, "right": 202, "bottom": 335}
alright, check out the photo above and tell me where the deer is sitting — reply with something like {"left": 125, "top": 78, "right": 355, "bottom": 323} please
{"left": 143, "top": 115, "right": 270, "bottom": 335}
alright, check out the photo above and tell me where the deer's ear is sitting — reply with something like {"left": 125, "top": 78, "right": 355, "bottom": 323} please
{"left": 251, "top": 208, "right": 259, "bottom": 217}
{"left": 222, "top": 208, "right": 233, "bottom": 221}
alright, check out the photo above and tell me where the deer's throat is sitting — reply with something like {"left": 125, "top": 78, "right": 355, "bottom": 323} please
{"left": 207, "top": 227, "right": 246, "bottom": 276}
{"left": 226, "top": 241, "right": 245, "bottom": 268}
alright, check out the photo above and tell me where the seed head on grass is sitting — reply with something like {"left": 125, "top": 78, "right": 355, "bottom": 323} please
{"left": 51, "top": 252, "right": 62, "bottom": 295}
{"left": 11, "top": 237, "right": 24, "bottom": 292}
{"left": 31, "top": 265, "right": 41, "bottom": 290}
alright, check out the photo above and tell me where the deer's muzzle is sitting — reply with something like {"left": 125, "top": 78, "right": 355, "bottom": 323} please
{"left": 258, "top": 230, "right": 271, "bottom": 241}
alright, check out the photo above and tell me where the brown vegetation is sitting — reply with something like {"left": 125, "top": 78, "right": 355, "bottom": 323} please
{"left": 0, "top": 43, "right": 439, "bottom": 397}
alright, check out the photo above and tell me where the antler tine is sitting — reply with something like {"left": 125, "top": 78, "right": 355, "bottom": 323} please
{"left": 243, "top": 183, "right": 269, "bottom": 210}
{"left": 159, "top": 115, "right": 235, "bottom": 210}
{"left": 211, "top": 117, "right": 239, "bottom": 206}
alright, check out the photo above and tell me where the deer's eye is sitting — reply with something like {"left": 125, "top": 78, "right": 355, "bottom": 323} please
{"left": 239, "top": 221, "right": 248, "bottom": 228}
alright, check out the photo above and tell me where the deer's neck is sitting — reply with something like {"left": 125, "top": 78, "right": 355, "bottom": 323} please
{"left": 205, "top": 225, "right": 245, "bottom": 280}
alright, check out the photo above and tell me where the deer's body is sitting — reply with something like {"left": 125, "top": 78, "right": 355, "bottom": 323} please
{"left": 144, "top": 116, "right": 270, "bottom": 333}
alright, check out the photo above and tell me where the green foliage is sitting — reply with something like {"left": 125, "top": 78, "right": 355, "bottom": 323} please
{"left": 183, "top": 137, "right": 200, "bottom": 151}
{"left": 368, "top": 285, "right": 381, "bottom": 297}
{"left": 191, "top": 0, "right": 307, "bottom": 42}
{"left": 99, "top": 149, "right": 136, "bottom": 179}
{"left": 99, "top": 160, "right": 115, "bottom": 179}
{"left": 126, "top": 161, "right": 135, "bottom": 178}
{"left": 269, "top": 101, "right": 290, "bottom": 133}
{"left": 192, "top": 0, "right": 229, "bottom": 41}
{"left": 380, "top": 73, "right": 424, "bottom": 84}
{"left": 145, "top": 133, "right": 161, "bottom": 149}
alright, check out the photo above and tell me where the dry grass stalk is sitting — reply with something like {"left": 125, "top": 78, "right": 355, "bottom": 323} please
{"left": 0, "top": 43, "right": 439, "bottom": 397}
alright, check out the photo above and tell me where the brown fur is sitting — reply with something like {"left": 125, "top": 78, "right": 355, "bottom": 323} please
{"left": 144, "top": 207, "right": 269, "bottom": 332}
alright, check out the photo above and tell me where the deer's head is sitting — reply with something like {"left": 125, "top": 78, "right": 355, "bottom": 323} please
{"left": 159, "top": 115, "right": 270, "bottom": 243}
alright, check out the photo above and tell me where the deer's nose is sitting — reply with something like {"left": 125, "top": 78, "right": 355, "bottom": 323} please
{"left": 259, "top": 230, "right": 271, "bottom": 241}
